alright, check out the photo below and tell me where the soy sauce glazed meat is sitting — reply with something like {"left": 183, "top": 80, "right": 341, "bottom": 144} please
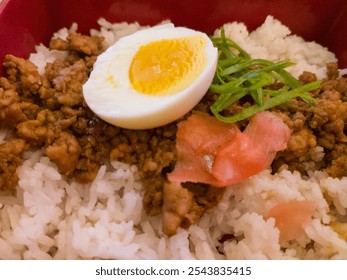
{"left": 271, "top": 64, "right": 347, "bottom": 177}
{"left": 0, "top": 31, "right": 346, "bottom": 236}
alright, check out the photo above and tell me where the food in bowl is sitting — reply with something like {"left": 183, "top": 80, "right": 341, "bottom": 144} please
{"left": 0, "top": 14, "right": 347, "bottom": 259}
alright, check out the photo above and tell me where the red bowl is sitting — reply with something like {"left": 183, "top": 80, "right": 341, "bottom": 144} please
{"left": 1, "top": 0, "right": 347, "bottom": 76}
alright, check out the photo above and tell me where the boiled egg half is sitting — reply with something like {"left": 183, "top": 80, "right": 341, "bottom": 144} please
{"left": 83, "top": 23, "right": 218, "bottom": 129}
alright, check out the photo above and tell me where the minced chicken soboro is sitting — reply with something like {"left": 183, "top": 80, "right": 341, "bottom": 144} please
{"left": 0, "top": 16, "right": 347, "bottom": 259}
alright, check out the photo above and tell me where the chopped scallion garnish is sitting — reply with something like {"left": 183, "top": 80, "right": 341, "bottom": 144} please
{"left": 209, "top": 28, "right": 320, "bottom": 123}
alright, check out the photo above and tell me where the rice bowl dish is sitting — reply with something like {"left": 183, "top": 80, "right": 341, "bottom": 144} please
{"left": 0, "top": 15, "right": 347, "bottom": 260}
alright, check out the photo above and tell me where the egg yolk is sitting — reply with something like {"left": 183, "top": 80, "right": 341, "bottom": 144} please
{"left": 129, "top": 35, "right": 207, "bottom": 96}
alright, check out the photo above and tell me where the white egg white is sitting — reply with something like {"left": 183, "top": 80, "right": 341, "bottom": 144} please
{"left": 82, "top": 23, "right": 218, "bottom": 129}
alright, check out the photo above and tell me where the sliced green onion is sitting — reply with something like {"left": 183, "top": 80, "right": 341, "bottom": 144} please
{"left": 209, "top": 28, "right": 321, "bottom": 123}
{"left": 211, "top": 81, "right": 320, "bottom": 123}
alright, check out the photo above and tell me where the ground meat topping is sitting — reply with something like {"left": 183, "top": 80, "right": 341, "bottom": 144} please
{"left": 0, "top": 32, "right": 106, "bottom": 187}
{"left": 272, "top": 63, "right": 347, "bottom": 177}
{"left": 161, "top": 181, "right": 224, "bottom": 236}
{"left": 0, "top": 139, "right": 28, "bottom": 190}
{"left": 162, "top": 182, "right": 194, "bottom": 236}
{"left": 45, "top": 131, "right": 81, "bottom": 176}
{"left": 50, "top": 33, "right": 104, "bottom": 56}
{"left": 53, "top": 60, "right": 89, "bottom": 107}
{"left": 3, "top": 54, "right": 42, "bottom": 97}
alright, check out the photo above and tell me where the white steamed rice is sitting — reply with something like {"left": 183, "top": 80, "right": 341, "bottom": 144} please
{"left": 0, "top": 16, "right": 346, "bottom": 260}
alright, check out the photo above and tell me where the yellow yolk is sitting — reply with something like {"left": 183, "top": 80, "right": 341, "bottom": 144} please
{"left": 129, "top": 35, "right": 207, "bottom": 96}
